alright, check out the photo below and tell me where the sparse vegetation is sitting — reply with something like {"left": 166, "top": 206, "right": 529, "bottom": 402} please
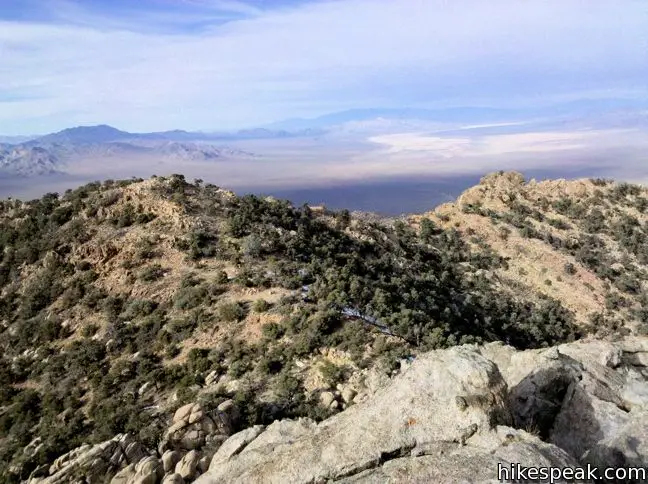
{"left": 2, "top": 172, "right": 648, "bottom": 482}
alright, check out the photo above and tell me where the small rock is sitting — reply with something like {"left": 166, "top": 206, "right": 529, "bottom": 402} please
{"left": 162, "top": 450, "right": 182, "bottom": 473}
{"left": 217, "top": 399, "right": 234, "bottom": 413}
{"left": 109, "top": 463, "right": 135, "bottom": 484}
{"left": 133, "top": 456, "right": 164, "bottom": 484}
{"left": 173, "top": 403, "right": 196, "bottom": 424}
{"left": 188, "top": 407, "right": 204, "bottom": 425}
{"left": 175, "top": 449, "right": 201, "bottom": 480}
{"left": 225, "top": 379, "right": 241, "bottom": 393}
{"left": 161, "top": 474, "right": 185, "bottom": 484}
{"left": 542, "top": 347, "right": 560, "bottom": 360}
{"left": 320, "top": 391, "right": 335, "bottom": 407}
{"left": 601, "top": 349, "right": 622, "bottom": 369}
{"left": 341, "top": 388, "right": 357, "bottom": 404}
{"left": 138, "top": 382, "right": 152, "bottom": 396}
{"left": 330, "top": 400, "right": 339, "bottom": 410}
{"left": 205, "top": 370, "right": 220, "bottom": 386}
{"left": 198, "top": 456, "right": 211, "bottom": 474}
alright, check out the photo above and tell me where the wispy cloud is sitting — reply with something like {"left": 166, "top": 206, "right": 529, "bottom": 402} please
{"left": 0, "top": 0, "right": 646, "bottom": 134}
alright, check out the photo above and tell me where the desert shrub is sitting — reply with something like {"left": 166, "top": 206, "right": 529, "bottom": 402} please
{"left": 582, "top": 209, "right": 606, "bottom": 233}
{"left": 257, "top": 352, "right": 284, "bottom": 375}
{"left": 174, "top": 284, "right": 209, "bottom": 310}
{"left": 186, "top": 230, "right": 218, "bottom": 260}
{"left": 81, "top": 323, "right": 100, "bottom": 338}
{"left": 138, "top": 264, "right": 166, "bottom": 282}
{"left": 611, "top": 182, "right": 642, "bottom": 200}
{"left": 165, "top": 345, "right": 181, "bottom": 359}
{"left": 214, "top": 270, "right": 229, "bottom": 284}
{"left": 261, "top": 322, "right": 285, "bottom": 341}
{"left": 547, "top": 217, "right": 571, "bottom": 230}
{"left": 564, "top": 263, "right": 577, "bottom": 275}
{"left": 121, "top": 299, "right": 158, "bottom": 320}
{"left": 217, "top": 301, "right": 248, "bottom": 322}
{"left": 227, "top": 359, "right": 249, "bottom": 378}
{"left": 590, "top": 178, "right": 612, "bottom": 186}
{"left": 19, "top": 269, "right": 65, "bottom": 319}
{"left": 187, "top": 348, "right": 212, "bottom": 374}
{"left": 252, "top": 299, "right": 271, "bottom": 313}
{"left": 319, "top": 361, "right": 346, "bottom": 386}
{"left": 614, "top": 273, "right": 641, "bottom": 294}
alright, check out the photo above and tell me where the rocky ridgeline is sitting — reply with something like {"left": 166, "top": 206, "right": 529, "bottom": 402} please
{"left": 25, "top": 336, "right": 648, "bottom": 483}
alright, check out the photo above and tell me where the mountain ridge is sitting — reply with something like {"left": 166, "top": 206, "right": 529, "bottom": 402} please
{"left": 2, "top": 172, "right": 648, "bottom": 482}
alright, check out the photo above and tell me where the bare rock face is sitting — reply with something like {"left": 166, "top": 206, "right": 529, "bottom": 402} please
{"left": 480, "top": 338, "right": 648, "bottom": 468}
{"left": 195, "top": 346, "right": 577, "bottom": 483}
{"left": 339, "top": 427, "right": 575, "bottom": 484}
{"left": 195, "top": 338, "right": 648, "bottom": 483}
{"left": 41, "top": 434, "right": 147, "bottom": 484}
{"left": 161, "top": 474, "right": 185, "bottom": 484}
{"left": 160, "top": 403, "right": 233, "bottom": 453}
{"left": 33, "top": 337, "right": 648, "bottom": 483}
{"left": 175, "top": 450, "right": 201, "bottom": 481}
{"left": 584, "top": 408, "right": 648, "bottom": 482}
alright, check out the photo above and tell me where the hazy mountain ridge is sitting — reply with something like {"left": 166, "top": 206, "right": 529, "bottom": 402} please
{"left": 0, "top": 126, "right": 264, "bottom": 177}
{"left": 0, "top": 145, "right": 61, "bottom": 177}
{"left": 2, "top": 98, "right": 647, "bottom": 182}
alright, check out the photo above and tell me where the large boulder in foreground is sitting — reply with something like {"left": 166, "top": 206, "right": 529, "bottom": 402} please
{"left": 479, "top": 338, "right": 648, "bottom": 466}
{"left": 196, "top": 346, "right": 578, "bottom": 483}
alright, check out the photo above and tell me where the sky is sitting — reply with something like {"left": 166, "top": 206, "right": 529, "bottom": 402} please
{"left": 0, "top": 0, "right": 647, "bottom": 135}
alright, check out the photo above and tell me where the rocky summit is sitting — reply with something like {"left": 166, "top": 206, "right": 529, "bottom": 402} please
{"left": 3, "top": 172, "right": 648, "bottom": 483}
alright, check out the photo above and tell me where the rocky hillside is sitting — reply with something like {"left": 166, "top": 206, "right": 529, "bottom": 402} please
{"left": 418, "top": 171, "right": 648, "bottom": 332}
{"left": 1, "top": 172, "right": 648, "bottom": 483}
{"left": 0, "top": 145, "right": 60, "bottom": 176}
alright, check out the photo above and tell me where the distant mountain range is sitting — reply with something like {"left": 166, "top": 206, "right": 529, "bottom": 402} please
{"left": 16, "top": 124, "right": 323, "bottom": 147}
{"left": 0, "top": 145, "right": 60, "bottom": 177}
{"left": 1, "top": 99, "right": 646, "bottom": 177}
{"left": 262, "top": 99, "right": 648, "bottom": 131}
{"left": 0, "top": 126, "right": 265, "bottom": 177}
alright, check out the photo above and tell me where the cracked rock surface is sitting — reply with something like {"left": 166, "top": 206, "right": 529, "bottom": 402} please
{"left": 31, "top": 337, "right": 648, "bottom": 483}
{"left": 196, "top": 338, "right": 648, "bottom": 483}
{"left": 195, "top": 346, "right": 576, "bottom": 483}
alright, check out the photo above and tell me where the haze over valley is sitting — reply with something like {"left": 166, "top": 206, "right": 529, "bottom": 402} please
{"left": 2, "top": 102, "right": 647, "bottom": 214}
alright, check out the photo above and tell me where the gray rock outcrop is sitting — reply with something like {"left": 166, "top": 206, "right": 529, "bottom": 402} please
{"left": 31, "top": 336, "right": 648, "bottom": 483}
{"left": 40, "top": 434, "right": 147, "bottom": 484}
{"left": 195, "top": 346, "right": 576, "bottom": 483}
{"left": 159, "top": 403, "right": 232, "bottom": 453}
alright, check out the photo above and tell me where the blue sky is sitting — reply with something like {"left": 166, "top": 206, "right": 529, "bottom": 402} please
{"left": 1, "top": 0, "right": 647, "bottom": 135}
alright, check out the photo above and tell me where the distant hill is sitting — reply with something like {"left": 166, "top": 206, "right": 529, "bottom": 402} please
{"left": 30, "top": 124, "right": 133, "bottom": 145}
{"left": 264, "top": 99, "right": 648, "bottom": 131}
{"left": 0, "top": 144, "right": 61, "bottom": 176}
{"left": 27, "top": 124, "right": 322, "bottom": 146}
{"left": 0, "top": 126, "right": 262, "bottom": 176}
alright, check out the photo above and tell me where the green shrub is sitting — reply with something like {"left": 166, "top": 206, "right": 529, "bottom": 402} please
{"left": 217, "top": 301, "right": 248, "bottom": 322}
{"left": 214, "top": 270, "right": 229, "bottom": 284}
{"left": 261, "top": 322, "right": 285, "bottom": 340}
{"left": 252, "top": 299, "right": 271, "bottom": 313}
{"left": 81, "top": 324, "right": 100, "bottom": 338}
{"left": 138, "top": 264, "right": 166, "bottom": 282}
{"left": 564, "top": 263, "right": 577, "bottom": 275}
{"left": 174, "top": 285, "right": 209, "bottom": 310}
{"left": 121, "top": 300, "right": 158, "bottom": 320}
{"left": 319, "top": 361, "right": 346, "bottom": 386}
